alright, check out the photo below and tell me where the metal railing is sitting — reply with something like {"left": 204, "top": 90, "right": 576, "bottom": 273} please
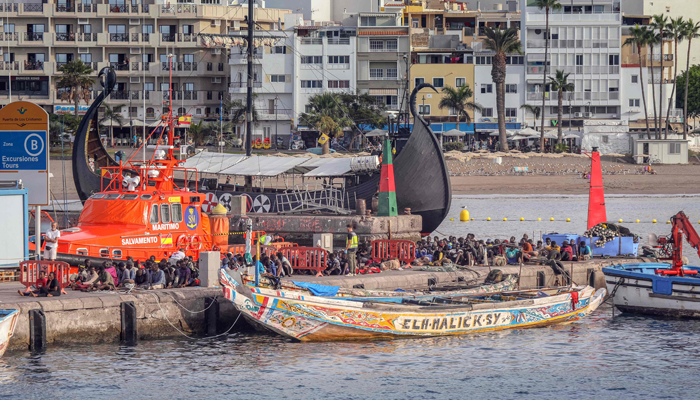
{"left": 77, "top": 32, "right": 97, "bottom": 42}
{"left": 55, "top": 33, "right": 75, "bottom": 42}
{"left": 24, "top": 32, "right": 44, "bottom": 41}
{"left": 0, "top": 61, "right": 18, "bottom": 70}
{"left": 110, "top": 33, "right": 129, "bottom": 42}
{"left": 142, "top": 4, "right": 149, "bottom": 12}
{"left": 649, "top": 54, "right": 674, "bottom": 62}
{"left": 183, "top": 91, "right": 197, "bottom": 100}
{"left": 176, "top": 4, "right": 197, "bottom": 13}
{"left": 177, "top": 33, "right": 196, "bottom": 42}
{"left": 77, "top": 3, "right": 94, "bottom": 12}
{"left": 56, "top": 4, "right": 75, "bottom": 12}
{"left": 24, "top": 61, "right": 44, "bottom": 70}
{"left": 2, "top": 33, "right": 17, "bottom": 41}
{"left": 110, "top": 62, "right": 130, "bottom": 71}
{"left": 130, "top": 91, "right": 139, "bottom": 100}
{"left": 110, "top": 91, "right": 129, "bottom": 100}
{"left": 230, "top": 81, "right": 262, "bottom": 88}
{"left": 161, "top": 33, "right": 175, "bottom": 42}
{"left": 0, "top": 3, "right": 18, "bottom": 12}
{"left": 24, "top": 3, "right": 43, "bottom": 12}
{"left": 327, "top": 37, "right": 350, "bottom": 45}
{"left": 109, "top": 5, "right": 128, "bottom": 13}
{"left": 301, "top": 38, "right": 323, "bottom": 45}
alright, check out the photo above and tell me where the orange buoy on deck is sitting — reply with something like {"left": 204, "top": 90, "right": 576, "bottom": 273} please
{"left": 210, "top": 203, "right": 229, "bottom": 248}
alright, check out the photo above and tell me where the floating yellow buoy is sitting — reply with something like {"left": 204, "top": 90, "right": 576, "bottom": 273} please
{"left": 471, "top": 218, "right": 474, "bottom": 221}
{"left": 566, "top": 218, "right": 571, "bottom": 222}
{"left": 667, "top": 221, "right": 671, "bottom": 224}
{"left": 459, "top": 210, "right": 469, "bottom": 222}
{"left": 487, "top": 217, "right": 491, "bottom": 221}
{"left": 652, "top": 219, "right": 657, "bottom": 223}
{"left": 450, "top": 218, "right": 454, "bottom": 221}
{"left": 537, "top": 218, "right": 542, "bottom": 221}
{"left": 635, "top": 219, "right": 640, "bottom": 223}
{"left": 550, "top": 217, "right": 554, "bottom": 221}
{"left": 618, "top": 219, "right": 623, "bottom": 223}
{"left": 503, "top": 217, "right": 508, "bottom": 221}
{"left": 520, "top": 217, "right": 525, "bottom": 221}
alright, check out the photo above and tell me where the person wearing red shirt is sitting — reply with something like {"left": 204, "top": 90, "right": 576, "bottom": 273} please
{"left": 19, "top": 270, "right": 47, "bottom": 296}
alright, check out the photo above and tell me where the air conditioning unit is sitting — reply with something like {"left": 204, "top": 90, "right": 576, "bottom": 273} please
{"left": 130, "top": 48, "right": 142, "bottom": 54}
{"left": 130, "top": 77, "right": 141, "bottom": 83}
{"left": 211, "top": 48, "right": 222, "bottom": 55}
{"left": 211, "top": 77, "right": 222, "bottom": 83}
{"left": 211, "top": 20, "right": 221, "bottom": 27}
{"left": 78, "top": 19, "right": 89, "bottom": 25}
{"left": 78, "top": 47, "right": 89, "bottom": 54}
{"left": 573, "top": 112, "right": 583, "bottom": 118}
{"left": 583, "top": 112, "right": 592, "bottom": 118}
{"left": 129, "top": 19, "right": 140, "bottom": 25}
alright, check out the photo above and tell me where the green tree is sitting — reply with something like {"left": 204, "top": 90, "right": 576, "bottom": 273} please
{"left": 681, "top": 19, "right": 700, "bottom": 139}
{"left": 99, "top": 103, "right": 124, "bottom": 147}
{"left": 623, "top": 25, "right": 653, "bottom": 139}
{"left": 519, "top": 104, "right": 540, "bottom": 130}
{"left": 437, "top": 84, "right": 482, "bottom": 129}
{"left": 652, "top": 14, "right": 669, "bottom": 137}
{"left": 548, "top": 70, "right": 575, "bottom": 146}
{"left": 664, "top": 17, "right": 686, "bottom": 138}
{"left": 338, "top": 91, "right": 386, "bottom": 148}
{"left": 675, "top": 65, "right": 700, "bottom": 122}
{"left": 646, "top": 28, "right": 662, "bottom": 137}
{"left": 48, "top": 113, "right": 80, "bottom": 147}
{"left": 300, "top": 93, "right": 351, "bottom": 154}
{"left": 56, "top": 60, "right": 95, "bottom": 118}
{"left": 483, "top": 26, "right": 521, "bottom": 152}
{"left": 188, "top": 121, "right": 206, "bottom": 146}
{"left": 535, "top": 0, "right": 562, "bottom": 151}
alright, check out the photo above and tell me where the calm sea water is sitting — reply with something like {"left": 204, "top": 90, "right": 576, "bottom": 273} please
{"left": 2, "top": 195, "right": 700, "bottom": 399}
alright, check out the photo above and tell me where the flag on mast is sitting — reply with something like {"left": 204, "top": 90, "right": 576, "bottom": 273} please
{"left": 178, "top": 115, "right": 192, "bottom": 125}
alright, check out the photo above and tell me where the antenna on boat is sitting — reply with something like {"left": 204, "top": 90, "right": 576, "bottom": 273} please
{"left": 244, "top": 0, "right": 255, "bottom": 191}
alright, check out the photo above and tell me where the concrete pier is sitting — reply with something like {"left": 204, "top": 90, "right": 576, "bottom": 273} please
{"left": 0, "top": 256, "right": 649, "bottom": 352}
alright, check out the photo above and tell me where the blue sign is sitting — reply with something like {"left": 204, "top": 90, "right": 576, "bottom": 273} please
{"left": 0, "top": 131, "right": 47, "bottom": 170}
{"left": 185, "top": 205, "right": 199, "bottom": 230}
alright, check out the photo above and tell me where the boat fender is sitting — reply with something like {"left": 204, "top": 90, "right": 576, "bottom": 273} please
{"left": 571, "top": 291, "right": 579, "bottom": 310}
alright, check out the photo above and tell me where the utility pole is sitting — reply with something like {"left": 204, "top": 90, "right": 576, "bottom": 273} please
{"left": 244, "top": 0, "right": 254, "bottom": 190}
{"left": 274, "top": 95, "right": 278, "bottom": 150}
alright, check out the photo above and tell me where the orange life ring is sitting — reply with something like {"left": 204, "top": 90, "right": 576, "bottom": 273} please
{"left": 189, "top": 235, "right": 203, "bottom": 250}
{"left": 176, "top": 234, "right": 189, "bottom": 249}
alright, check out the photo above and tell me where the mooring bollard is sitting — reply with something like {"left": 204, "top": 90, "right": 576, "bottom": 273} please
{"left": 428, "top": 278, "right": 437, "bottom": 290}
{"left": 352, "top": 283, "right": 365, "bottom": 289}
{"left": 29, "top": 309, "right": 46, "bottom": 354}
{"left": 120, "top": 301, "right": 137, "bottom": 346}
{"left": 205, "top": 297, "right": 220, "bottom": 336}
{"left": 589, "top": 270, "right": 598, "bottom": 288}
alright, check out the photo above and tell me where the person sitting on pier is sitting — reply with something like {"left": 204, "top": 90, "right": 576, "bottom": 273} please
{"left": 560, "top": 241, "right": 574, "bottom": 262}
{"left": 91, "top": 264, "right": 116, "bottom": 291}
{"left": 30, "top": 271, "right": 62, "bottom": 297}
{"left": 325, "top": 253, "right": 342, "bottom": 275}
{"left": 117, "top": 262, "right": 135, "bottom": 288}
{"left": 19, "top": 270, "right": 47, "bottom": 296}
{"left": 135, "top": 268, "right": 149, "bottom": 288}
{"left": 105, "top": 261, "right": 119, "bottom": 287}
{"left": 174, "top": 261, "right": 192, "bottom": 288}
{"left": 72, "top": 264, "right": 98, "bottom": 290}
{"left": 546, "top": 241, "right": 561, "bottom": 261}
{"left": 578, "top": 241, "right": 592, "bottom": 261}
{"left": 277, "top": 252, "right": 293, "bottom": 277}
{"left": 148, "top": 262, "right": 166, "bottom": 290}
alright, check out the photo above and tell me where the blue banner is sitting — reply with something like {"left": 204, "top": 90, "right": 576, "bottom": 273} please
{"left": 0, "top": 130, "right": 48, "bottom": 170}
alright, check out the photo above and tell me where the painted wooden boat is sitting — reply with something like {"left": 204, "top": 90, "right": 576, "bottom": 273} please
{"left": 0, "top": 309, "right": 19, "bottom": 357}
{"left": 603, "top": 263, "right": 700, "bottom": 318}
{"left": 220, "top": 269, "right": 606, "bottom": 341}
{"left": 242, "top": 274, "right": 518, "bottom": 302}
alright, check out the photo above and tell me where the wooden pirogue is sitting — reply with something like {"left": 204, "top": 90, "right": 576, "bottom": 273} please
{"left": 0, "top": 309, "right": 19, "bottom": 357}
{"left": 220, "top": 269, "right": 606, "bottom": 341}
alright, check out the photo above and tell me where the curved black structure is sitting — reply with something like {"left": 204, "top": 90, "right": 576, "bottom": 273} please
{"left": 72, "top": 67, "right": 117, "bottom": 201}
{"left": 71, "top": 81, "right": 451, "bottom": 233}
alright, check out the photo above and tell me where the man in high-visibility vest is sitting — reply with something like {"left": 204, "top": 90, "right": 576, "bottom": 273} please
{"left": 345, "top": 224, "right": 358, "bottom": 276}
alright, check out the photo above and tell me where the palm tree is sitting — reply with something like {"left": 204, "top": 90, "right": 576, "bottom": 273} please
{"left": 437, "top": 85, "right": 482, "bottom": 130}
{"left": 56, "top": 60, "right": 95, "bottom": 118}
{"left": 482, "top": 26, "right": 522, "bottom": 152}
{"left": 99, "top": 103, "right": 124, "bottom": 147}
{"left": 188, "top": 121, "right": 206, "bottom": 146}
{"left": 646, "top": 28, "right": 661, "bottom": 137}
{"left": 663, "top": 17, "right": 685, "bottom": 138}
{"left": 225, "top": 96, "right": 259, "bottom": 147}
{"left": 535, "top": 0, "right": 562, "bottom": 152}
{"left": 548, "top": 70, "right": 574, "bottom": 146}
{"left": 520, "top": 104, "right": 541, "bottom": 129}
{"left": 652, "top": 14, "right": 669, "bottom": 136}
{"left": 623, "top": 25, "right": 652, "bottom": 139}
{"left": 300, "top": 93, "right": 351, "bottom": 154}
{"left": 682, "top": 19, "right": 700, "bottom": 140}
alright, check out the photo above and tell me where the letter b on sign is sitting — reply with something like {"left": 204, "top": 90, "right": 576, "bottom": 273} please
{"left": 24, "top": 133, "right": 44, "bottom": 157}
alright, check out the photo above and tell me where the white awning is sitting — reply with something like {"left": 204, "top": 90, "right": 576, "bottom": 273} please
{"left": 302, "top": 158, "right": 354, "bottom": 177}
{"left": 369, "top": 88, "right": 398, "bottom": 95}
{"left": 442, "top": 129, "right": 465, "bottom": 137}
{"left": 182, "top": 152, "right": 247, "bottom": 174}
{"left": 219, "top": 156, "right": 311, "bottom": 176}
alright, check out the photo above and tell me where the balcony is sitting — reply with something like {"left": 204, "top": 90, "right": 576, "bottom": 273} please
{"left": 110, "top": 91, "right": 130, "bottom": 100}
{"left": 526, "top": 91, "right": 622, "bottom": 102}
{"left": 648, "top": 78, "right": 675, "bottom": 84}
{"left": 0, "top": 61, "right": 19, "bottom": 71}
{"left": 229, "top": 82, "right": 262, "bottom": 93}
{"left": 110, "top": 62, "right": 130, "bottom": 71}
{"left": 109, "top": 5, "right": 129, "bottom": 13}
{"left": 22, "top": 3, "right": 44, "bottom": 12}
{"left": 527, "top": 39, "right": 618, "bottom": 49}
{"left": 368, "top": 46, "right": 399, "bottom": 53}
{"left": 55, "top": 4, "right": 76, "bottom": 12}
{"left": 24, "top": 32, "right": 45, "bottom": 42}
{"left": 177, "top": 33, "right": 197, "bottom": 43}
{"left": 77, "top": 33, "right": 97, "bottom": 42}
{"left": 110, "top": 33, "right": 129, "bottom": 42}
{"left": 526, "top": 12, "right": 621, "bottom": 23}
{"left": 229, "top": 53, "right": 263, "bottom": 64}
{"left": 0, "top": 3, "right": 17, "bottom": 13}
{"left": 160, "top": 62, "right": 199, "bottom": 72}
{"left": 56, "top": 33, "right": 76, "bottom": 42}
{"left": 258, "top": 108, "right": 293, "bottom": 120}
{"left": 161, "top": 33, "right": 176, "bottom": 43}
{"left": 77, "top": 3, "right": 95, "bottom": 12}
{"left": 327, "top": 38, "right": 350, "bottom": 45}
{"left": 328, "top": 63, "right": 350, "bottom": 70}
{"left": 23, "top": 61, "right": 44, "bottom": 71}
{"left": 300, "top": 38, "right": 322, "bottom": 45}
{"left": 2, "top": 33, "right": 18, "bottom": 42}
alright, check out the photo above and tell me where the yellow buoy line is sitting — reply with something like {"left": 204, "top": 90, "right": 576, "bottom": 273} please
{"left": 451, "top": 215, "right": 694, "bottom": 224}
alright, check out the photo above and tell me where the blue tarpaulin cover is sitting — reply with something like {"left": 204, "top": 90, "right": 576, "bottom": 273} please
{"left": 292, "top": 281, "right": 340, "bottom": 297}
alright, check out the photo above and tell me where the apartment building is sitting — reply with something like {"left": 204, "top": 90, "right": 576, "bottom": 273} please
{"left": 0, "top": 0, "right": 289, "bottom": 142}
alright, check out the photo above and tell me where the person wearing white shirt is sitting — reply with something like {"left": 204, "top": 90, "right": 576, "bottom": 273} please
{"left": 44, "top": 222, "right": 60, "bottom": 261}
{"left": 170, "top": 248, "right": 186, "bottom": 264}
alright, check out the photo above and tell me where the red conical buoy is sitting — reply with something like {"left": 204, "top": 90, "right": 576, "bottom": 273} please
{"left": 587, "top": 147, "right": 607, "bottom": 229}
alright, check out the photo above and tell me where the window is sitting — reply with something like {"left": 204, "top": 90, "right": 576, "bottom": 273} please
{"left": 418, "top": 105, "right": 431, "bottom": 115}
{"left": 669, "top": 143, "right": 681, "bottom": 154}
{"left": 608, "top": 54, "right": 619, "bottom": 65}
{"left": 631, "top": 75, "right": 638, "bottom": 84}
{"left": 415, "top": 77, "right": 424, "bottom": 86}
{"left": 183, "top": 54, "right": 194, "bottom": 63}
{"left": 328, "top": 80, "right": 350, "bottom": 88}
{"left": 455, "top": 77, "right": 466, "bottom": 87}
{"left": 482, "top": 108, "right": 493, "bottom": 117}
{"left": 160, "top": 83, "right": 169, "bottom": 91}
{"left": 629, "top": 99, "right": 640, "bottom": 107}
{"left": 505, "top": 84, "right": 518, "bottom": 94}
{"left": 160, "top": 204, "right": 171, "bottom": 223}
{"left": 129, "top": 106, "right": 137, "bottom": 117}
{"left": 328, "top": 55, "right": 350, "bottom": 64}
{"left": 149, "top": 204, "right": 159, "bottom": 224}
{"left": 171, "top": 203, "right": 183, "bottom": 223}
{"left": 370, "top": 69, "right": 384, "bottom": 78}
{"left": 475, "top": 56, "right": 492, "bottom": 65}
{"left": 270, "top": 75, "right": 286, "bottom": 83}
{"left": 56, "top": 53, "right": 73, "bottom": 63}
{"left": 108, "top": 25, "right": 126, "bottom": 34}
{"left": 3, "top": 53, "right": 14, "bottom": 62}
{"left": 386, "top": 40, "right": 397, "bottom": 51}
{"left": 506, "top": 108, "right": 517, "bottom": 118}
{"left": 369, "top": 40, "right": 384, "bottom": 50}
{"left": 301, "top": 56, "right": 322, "bottom": 64}
{"left": 432, "top": 77, "right": 444, "bottom": 88}
{"left": 182, "top": 25, "right": 194, "bottom": 35}
{"left": 481, "top": 84, "right": 493, "bottom": 94}
{"left": 3, "top": 23, "right": 14, "bottom": 33}
{"left": 142, "top": 25, "right": 153, "bottom": 34}
{"left": 80, "top": 53, "right": 92, "bottom": 63}
{"left": 301, "top": 80, "right": 322, "bottom": 88}
{"left": 601, "top": 135, "right": 609, "bottom": 144}
{"left": 575, "top": 55, "right": 583, "bottom": 66}
{"left": 386, "top": 68, "right": 398, "bottom": 79}
{"left": 262, "top": 126, "right": 271, "bottom": 139}
{"left": 271, "top": 45, "right": 287, "bottom": 54}
{"left": 183, "top": 83, "right": 193, "bottom": 91}
{"left": 361, "top": 16, "right": 377, "bottom": 26}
